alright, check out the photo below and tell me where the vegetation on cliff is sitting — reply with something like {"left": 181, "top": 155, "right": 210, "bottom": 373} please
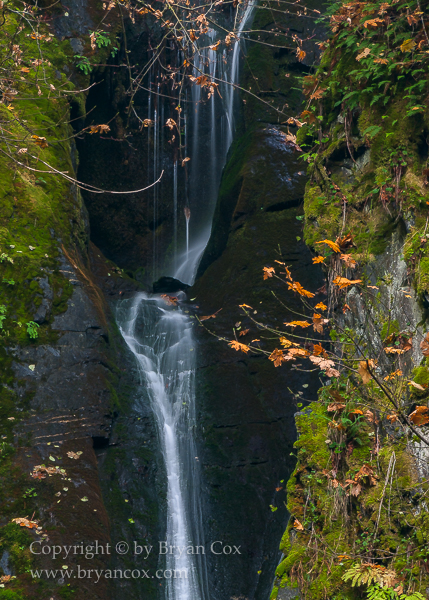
{"left": 253, "top": 1, "right": 429, "bottom": 599}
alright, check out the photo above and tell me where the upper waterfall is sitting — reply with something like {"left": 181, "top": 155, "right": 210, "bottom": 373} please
{"left": 170, "top": 1, "right": 255, "bottom": 285}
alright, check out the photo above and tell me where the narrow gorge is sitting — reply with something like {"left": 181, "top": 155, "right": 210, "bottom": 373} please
{"left": 1, "top": 1, "right": 429, "bottom": 600}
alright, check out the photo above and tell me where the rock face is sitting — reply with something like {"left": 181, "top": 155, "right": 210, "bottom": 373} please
{"left": 191, "top": 137, "right": 323, "bottom": 599}
{"left": 189, "top": 5, "right": 326, "bottom": 597}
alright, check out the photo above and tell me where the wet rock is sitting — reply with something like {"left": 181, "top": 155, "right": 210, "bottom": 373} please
{"left": 12, "top": 256, "right": 112, "bottom": 445}
{"left": 0, "top": 550, "right": 11, "bottom": 576}
{"left": 153, "top": 276, "right": 190, "bottom": 293}
{"left": 277, "top": 588, "right": 300, "bottom": 600}
{"left": 33, "top": 276, "right": 53, "bottom": 324}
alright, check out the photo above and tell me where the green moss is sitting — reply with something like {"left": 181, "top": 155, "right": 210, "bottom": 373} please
{"left": 0, "top": 591, "right": 25, "bottom": 600}
{"left": 412, "top": 365, "right": 429, "bottom": 386}
{"left": 380, "top": 319, "right": 400, "bottom": 340}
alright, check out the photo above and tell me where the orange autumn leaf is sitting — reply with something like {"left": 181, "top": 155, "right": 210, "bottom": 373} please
{"left": 384, "top": 347, "right": 405, "bottom": 355}
{"left": 288, "top": 348, "right": 309, "bottom": 357}
{"left": 31, "top": 135, "right": 48, "bottom": 148}
{"left": 364, "top": 17, "right": 384, "bottom": 27}
{"left": 310, "top": 88, "right": 325, "bottom": 100}
{"left": 309, "top": 355, "right": 335, "bottom": 370}
{"left": 88, "top": 124, "right": 111, "bottom": 134}
{"left": 313, "top": 343, "right": 328, "bottom": 357}
{"left": 284, "top": 320, "right": 311, "bottom": 328}
{"left": 287, "top": 281, "right": 315, "bottom": 298}
{"left": 384, "top": 370, "right": 403, "bottom": 381}
{"left": 333, "top": 276, "right": 362, "bottom": 289}
{"left": 365, "top": 410, "right": 378, "bottom": 424}
{"left": 315, "top": 302, "right": 327, "bottom": 311}
{"left": 263, "top": 266, "right": 275, "bottom": 280}
{"left": 343, "top": 304, "right": 351, "bottom": 313}
{"left": 284, "top": 266, "right": 293, "bottom": 281}
{"left": 293, "top": 519, "right": 304, "bottom": 531}
{"left": 337, "top": 233, "right": 354, "bottom": 251}
{"left": 296, "top": 47, "right": 306, "bottom": 61}
{"left": 408, "top": 406, "right": 429, "bottom": 426}
{"left": 269, "top": 348, "right": 286, "bottom": 367}
{"left": 200, "top": 308, "right": 222, "bottom": 321}
{"left": 279, "top": 337, "right": 292, "bottom": 348}
{"left": 239, "top": 304, "right": 253, "bottom": 310}
{"left": 239, "top": 329, "right": 249, "bottom": 337}
{"left": 300, "top": 110, "right": 317, "bottom": 124}
{"left": 340, "top": 254, "right": 356, "bottom": 269}
{"left": 313, "top": 313, "right": 329, "bottom": 334}
{"left": 315, "top": 239, "right": 340, "bottom": 253}
{"left": 313, "top": 256, "right": 325, "bottom": 264}
{"left": 358, "top": 360, "right": 376, "bottom": 384}
{"left": 161, "top": 294, "right": 178, "bottom": 306}
{"left": 229, "top": 340, "right": 250, "bottom": 354}
{"left": 12, "top": 518, "right": 38, "bottom": 529}
{"left": 420, "top": 333, "right": 429, "bottom": 356}
{"left": 387, "top": 414, "right": 399, "bottom": 423}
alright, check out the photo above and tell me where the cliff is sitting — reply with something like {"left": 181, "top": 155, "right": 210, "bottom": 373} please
{"left": 270, "top": 1, "right": 429, "bottom": 599}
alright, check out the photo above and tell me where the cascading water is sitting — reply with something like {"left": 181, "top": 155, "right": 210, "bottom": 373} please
{"left": 117, "top": 295, "right": 208, "bottom": 600}
{"left": 173, "top": 0, "right": 255, "bottom": 285}
{"left": 117, "top": 6, "right": 254, "bottom": 599}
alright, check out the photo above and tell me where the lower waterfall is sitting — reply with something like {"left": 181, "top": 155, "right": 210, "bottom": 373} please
{"left": 117, "top": 294, "right": 208, "bottom": 600}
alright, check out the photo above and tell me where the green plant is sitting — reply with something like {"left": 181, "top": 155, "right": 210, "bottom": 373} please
{"left": 367, "top": 584, "right": 425, "bottom": 600}
{"left": 0, "top": 305, "right": 6, "bottom": 329}
{"left": 0, "top": 253, "right": 13, "bottom": 264}
{"left": 25, "top": 321, "right": 39, "bottom": 339}
{"left": 90, "top": 31, "right": 111, "bottom": 48}
{"left": 0, "top": 442, "right": 14, "bottom": 461}
{"left": 2, "top": 278, "right": 15, "bottom": 285}
{"left": 74, "top": 55, "right": 92, "bottom": 74}
{"left": 22, "top": 488, "right": 37, "bottom": 499}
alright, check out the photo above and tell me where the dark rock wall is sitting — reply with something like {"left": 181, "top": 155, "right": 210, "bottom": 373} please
{"left": 190, "top": 5, "right": 326, "bottom": 599}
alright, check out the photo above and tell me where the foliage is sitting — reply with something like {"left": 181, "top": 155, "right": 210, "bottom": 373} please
{"left": 25, "top": 321, "right": 39, "bottom": 340}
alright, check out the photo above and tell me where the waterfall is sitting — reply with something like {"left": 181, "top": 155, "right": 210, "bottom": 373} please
{"left": 173, "top": 161, "right": 178, "bottom": 270}
{"left": 153, "top": 106, "right": 159, "bottom": 280}
{"left": 184, "top": 207, "right": 190, "bottom": 256}
{"left": 225, "top": 0, "right": 255, "bottom": 149}
{"left": 117, "top": 7, "right": 254, "bottom": 599}
{"left": 172, "top": 1, "right": 254, "bottom": 285}
{"left": 117, "top": 295, "right": 208, "bottom": 600}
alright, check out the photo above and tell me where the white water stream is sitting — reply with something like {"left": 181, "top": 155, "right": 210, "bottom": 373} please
{"left": 117, "top": 294, "right": 207, "bottom": 600}
{"left": 172, "top": 0, "right": 255, "bottom": 285}
{"left": 117, "top": 7, "right": 254, "bottom": 599}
